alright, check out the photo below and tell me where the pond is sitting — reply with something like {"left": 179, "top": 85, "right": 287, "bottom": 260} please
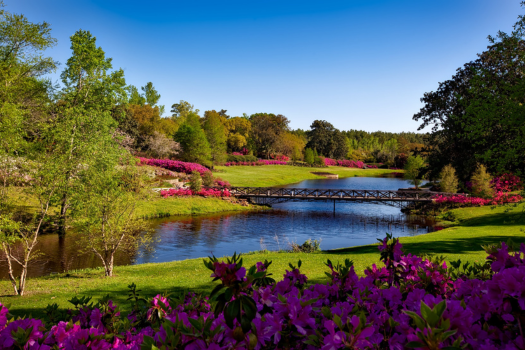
{"left": 1, "top": 176, "right": 435, "bottom": 278}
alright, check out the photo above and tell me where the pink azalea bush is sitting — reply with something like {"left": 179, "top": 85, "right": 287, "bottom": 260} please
{"left": 160, "top": 188, "right": 231, "bottom": 198}
{"left": 2, "top": 234, "right": 525, "bottom": 349}
{"left": 433, "top": 191, "right": 522, "bottom": 207}
{"left": 270, "top": 154, "right": 290, "bottom": 161}
{"left": 224, "top": 160, "right": 288, "bottom": 166}
{"left": 324, "top": 158, "right": 365, "bottom": 169}
{"left": 491, "top": 173, "right": 523, "bottom": 192}
{"left": 138, "top": 157, "right": 209, "bottom": 176}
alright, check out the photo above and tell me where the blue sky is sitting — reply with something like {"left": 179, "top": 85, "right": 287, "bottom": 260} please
{"left": 7, "top": 0, "right": 522, "bottom": 132}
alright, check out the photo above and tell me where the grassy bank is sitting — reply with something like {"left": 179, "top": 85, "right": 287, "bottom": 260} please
{"left": 215, "top": 165, "right": 401, "bottom": 187}
{"left": 2, "top": 202, "right": 523, "bottom": 318}
{"left": 134, "top": 195, "right": 259, "bottom": 219}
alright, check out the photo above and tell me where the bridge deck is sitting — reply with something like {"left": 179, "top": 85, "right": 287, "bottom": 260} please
{"left": 229, "top": 187, "right": 448, "bottom": 202}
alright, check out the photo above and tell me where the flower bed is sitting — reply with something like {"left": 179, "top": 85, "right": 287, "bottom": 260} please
{"left": 2, "top": 234, "right": 525, "bottom": 349}
{"left": 224, "top": 160, "right": 288, "bottom": 166}
{"left": 323, "top": 158, "right": 365, "bottom": 168}
{"left": 138, "top": 157, "right": 209, "bottom": 176}
{"left": 491, "top": 173, "right": 523, "bottom": 192}
{"left": 433, "top": 191, "right": 522, "bottom": 206}
{"left": 160, "top": 188, "right": 231, "bottom": 198}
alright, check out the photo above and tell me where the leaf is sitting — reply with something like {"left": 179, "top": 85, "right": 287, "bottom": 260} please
{"left": 209, "top": 284, "right": 225, "bottom": 300}
{"left": 420, "top": 301, "right": 438, "bottom": 328}
{"left": 225, "top": 299, "right": 240, "bottom": 329}
{"left": 241, "top": 314, "right": 252, "bottom": 333}
{"left": 433, "top": 300, "right": 447, "bottom": 319}
{"left": 188, "top": 318, "right": 203, "bottom": 332}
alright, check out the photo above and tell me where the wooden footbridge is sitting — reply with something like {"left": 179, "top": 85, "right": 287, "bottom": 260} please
{"left": 229, "top": 187, "right": 450, "bottom": 209}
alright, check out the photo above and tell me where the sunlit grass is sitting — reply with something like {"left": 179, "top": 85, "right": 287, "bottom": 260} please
{"left": 214, "top": 165, "right": 401, "bottom": 187}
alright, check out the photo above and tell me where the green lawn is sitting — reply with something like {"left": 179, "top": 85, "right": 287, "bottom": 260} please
{"left": 134, "top": 195, "right": 260, "bottom": 219}
{"left": 2, "top": 202, "right": 523, "bottom": 318}
{"left": 215, "top": 165, "right": 401, "bottom": 187}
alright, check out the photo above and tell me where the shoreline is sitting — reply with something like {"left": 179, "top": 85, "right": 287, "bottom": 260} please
{"left": 2, "top": 202, "right": 523, "bottom": 318}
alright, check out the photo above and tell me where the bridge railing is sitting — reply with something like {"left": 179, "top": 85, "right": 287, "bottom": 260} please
{"left": 225, "top": 187, "right": 457, "bottom": 201}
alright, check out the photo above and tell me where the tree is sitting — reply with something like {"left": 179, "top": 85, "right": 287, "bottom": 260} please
{"left": 74, "top": 162, "right": 152, "bottom": 277}
{"left": 174, "top": 112, "right": 211, "bottom": 165}
{"left": 170, "top": 100, "right": 199, "bottom": 129}
{"left": 413, "top": 9, "right": 525, "bottom": 180}
{"left": 404, "top": 155, "right": 425, "bottom": 190}
{"left": 439, "top": 164, "right": 459, "bottom": 193}
{"left": 0, "top": 3, "right": 59, "bottom": 295}
{"left": 49, "top": 29, "right": 127, "bottom": 235}
{"left": 146, "top": 131, "right": 180, "bottom": 158}
{"left": 304, "top": 148, "right": 314, "bottom": 165}
{"left": 225, "top": 116, "right": 251, "bottom": 152}
{"left": 141, "top": 82, "right": 165, "bottom": 115}
{"left": 306, "top": 120, "right": 348, "bottom": 159}
{"left": 275, "top": 132, "right": 306, "bottom": 157}
{"left": 127, "top": 85, "right": 146, "bottom": 105}
{"left": 250, "top": 113, "right": 289, "bottom": 159}
{"left": 291, "top": 146, "right": 303, "bottom": 164}
{"left": 203, "top": 111, "right": 227, "bottom": 167}
{"left": 471, "top": 164, "right": 494, "bottom": 198}
{"left": 306, "top": 120, "right": 335, "bottom": 157}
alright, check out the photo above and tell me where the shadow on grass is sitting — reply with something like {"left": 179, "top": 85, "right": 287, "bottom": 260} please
{"left": 6, "top": 282, "right": 216, "bottom": 319}
{"left": 459, "top": 210, "right": 525, "bottom": 227}
{"left": 326, "top": 235, "right": 525, "bottom": 256}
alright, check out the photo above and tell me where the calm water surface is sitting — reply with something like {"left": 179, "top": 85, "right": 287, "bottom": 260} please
{"left": 1, "top": 176, "right": 434, "bottom": 278}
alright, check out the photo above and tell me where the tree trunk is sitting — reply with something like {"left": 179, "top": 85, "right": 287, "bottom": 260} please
{"left": 58, "top": 193, "right": 68, "bottom": 236}
{"left": 2, "top": 243, "right": 19, "bottom": 295}
{"left": 104, "top": 254, "right": 114, "bottom": 277}
{"left": 18, "top": 263, "right": 27, "bottom": 296}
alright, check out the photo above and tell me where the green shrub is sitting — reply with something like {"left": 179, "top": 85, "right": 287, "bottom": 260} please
{"left": 290, "top": 238, "right": 321, "bottom": 253}
{"left": 202, "top": 171, "right": 214, "bottom": 187}
{"left": 189, "top": 171, "right": 202, "bottom": 192}
{"left": 226, "top": 154, "right": 258, "bottom": 163}
{"left": 471, "top": 164, "right": 494, "bottom": 198}
{"left": 304, "top": 148, "right": 314, "bottom": 165}
{"left": 439, "top": 164, "right": 459, "bottom": 193}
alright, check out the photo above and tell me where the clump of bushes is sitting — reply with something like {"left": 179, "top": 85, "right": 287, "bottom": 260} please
{"left": 188, "top": 171, "right": 202, "bottom": 192}
{"left": 226, "top": 154, "right": 258, "bottom": 163}
{"left": 289, "top": 238, "right": 321, "bottom": 253}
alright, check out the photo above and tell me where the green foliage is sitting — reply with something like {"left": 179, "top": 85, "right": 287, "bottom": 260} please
{"left": 249, "top": 113, "right": 289, "bottom": 159}
{"left": 290, "top": 239, "right": 321, "bottom": 253}
{"left": 439, "top": 164, "right": 459, "bottom": 193}
{"left": 47, "top": 29, "right": 127, "bottom": 234}
{"left": 414, "top": 12, "right": 525, "bottom": 180}
{"left": 306, "top": 120, "right": 349, "bottom": 159}
{"left": 304, "top": 148, "right": 314, "bottom": 165}
{"left": 291, "top": 146, "right": 303, "bottom": 163}
{"left": 202, "top": 171, "right": 214, "bottom": 187}
{"left": 404, "top": 155, "right": 425, "bottom": 190}
{"left": 403, "top": 300, "right": 463, "bottom": 349}
{"left": 175, "top": 113, "right": 211, "bottom": 165}
{"left": 471, "top": 164, "right": 494, "bottom": 198}
{"left": 189, "top": 171, "right": 202, "bottom": 192}
{"left": 226, "top": 154, "right": 257, "bottom": 163}
{"left": 203, "top": 112, "right": 227, "bottom": 166}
